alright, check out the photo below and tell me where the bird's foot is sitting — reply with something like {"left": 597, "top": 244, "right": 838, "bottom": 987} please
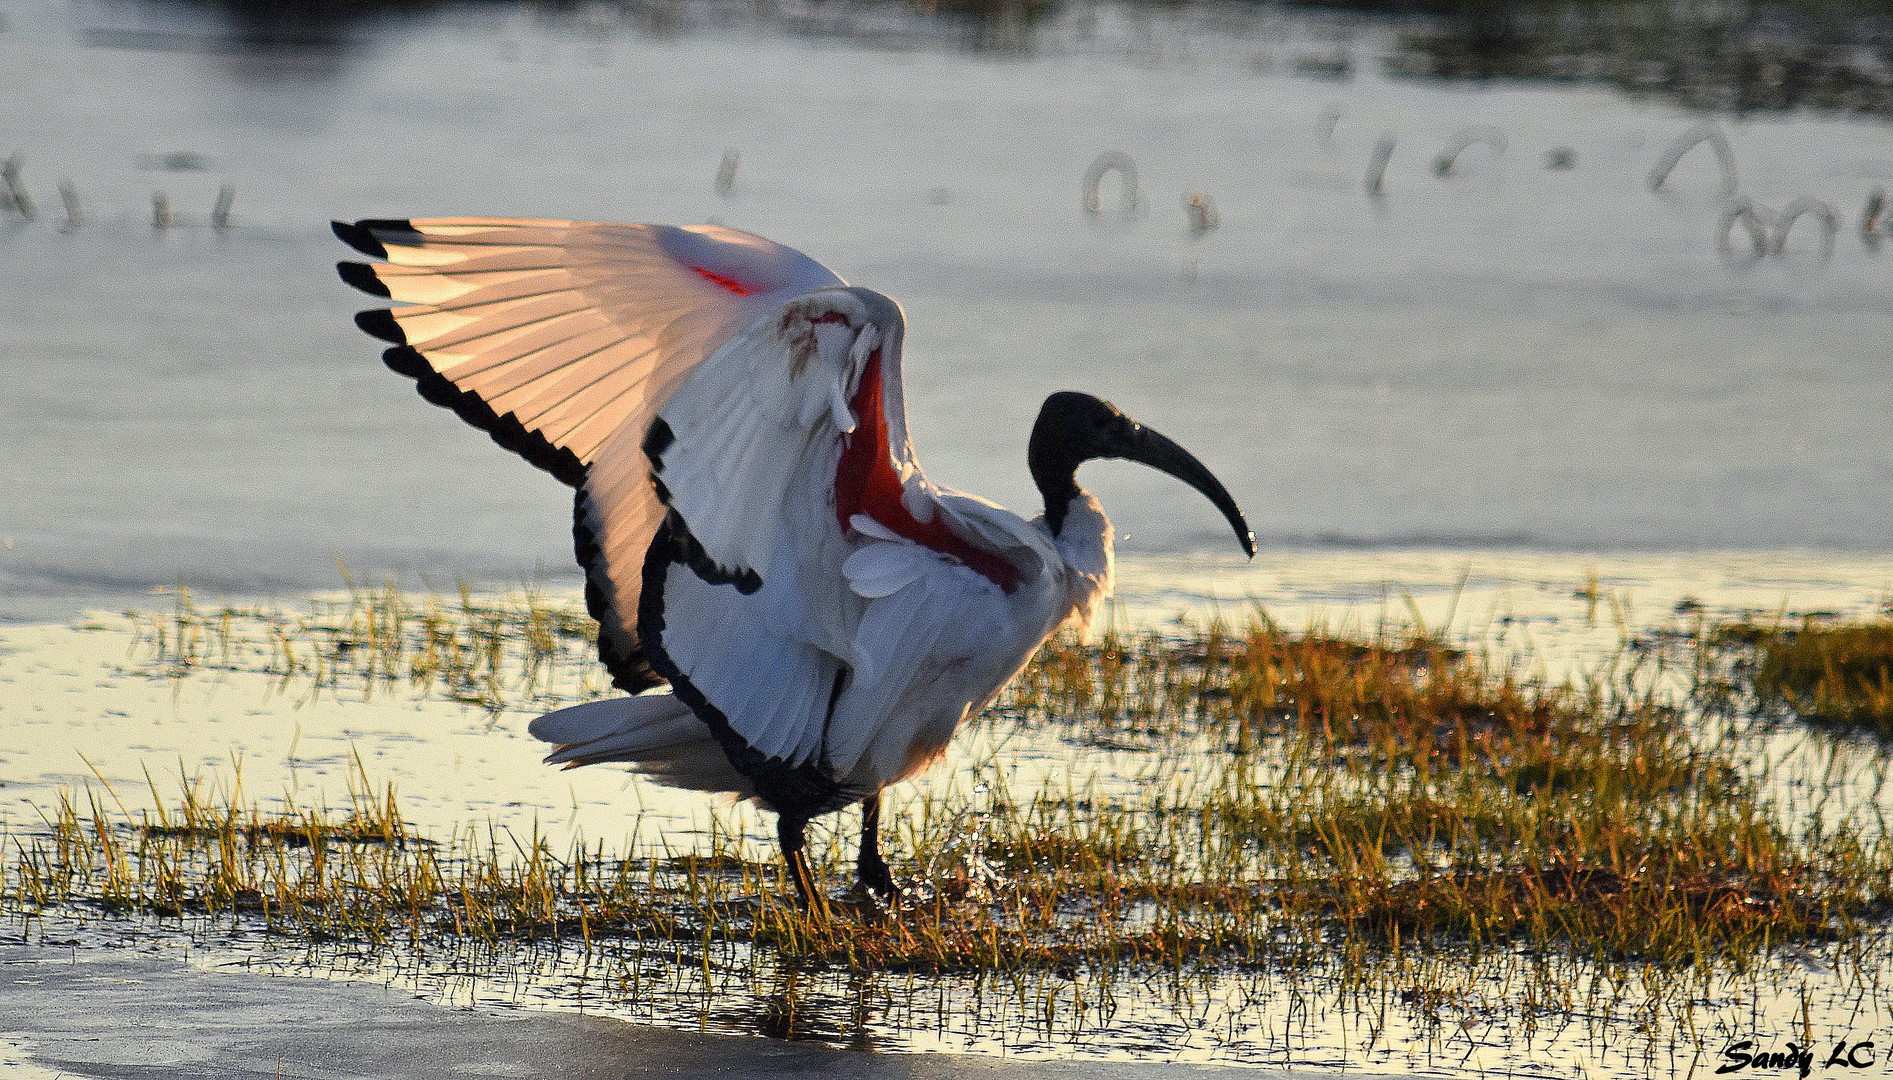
{"left": 856, "top": 853, "right": 902, "bottom": 902}
{"left": 848, "top": 874, "right": 906, "bottom": 925}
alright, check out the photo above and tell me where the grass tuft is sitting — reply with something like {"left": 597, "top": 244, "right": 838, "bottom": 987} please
{"left": 1708, "top": 615, "right": 1893, "bottom": 738}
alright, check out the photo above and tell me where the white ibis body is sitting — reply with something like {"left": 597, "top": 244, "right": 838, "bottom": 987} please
{"left": 334, "top": 218, "right": 1255, "bottom": 906}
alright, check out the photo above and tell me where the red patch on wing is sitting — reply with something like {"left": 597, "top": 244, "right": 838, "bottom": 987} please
{"left": 691, "top": 266, "right": 753, "bottom": 296}
{"left": 835, "top": 354, "right": 1020, "bottom": 594}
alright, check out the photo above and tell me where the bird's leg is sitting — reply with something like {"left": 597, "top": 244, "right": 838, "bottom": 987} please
{"left": 855, "top": 792, "right": 899, "bottom": 900}
{"left": 777, "top": 814, "right": 826, "bottom": 916}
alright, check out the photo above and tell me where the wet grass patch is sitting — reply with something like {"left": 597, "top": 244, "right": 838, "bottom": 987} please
{"left": 129, "top": 578, "right": 605, "bottom": 711}
{"left": 1705, "top": 614, "right": 1893, "bottom": 739}
{"left": 1003, "top": 622, "right": 1887, "bottom": 970}
{"left": 13, "top": 588, "right": 1893, "bottom": 1064}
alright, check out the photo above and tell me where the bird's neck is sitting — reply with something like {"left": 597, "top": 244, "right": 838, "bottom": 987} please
{"left": 1050, "top": 491, "right": 1114, "bottom": 633}
{"left": 1028, "top": 431, "right": 1084, "bottom": 539}
{"left": 1037, "top": 474, "right": 1084, "bottom": 537}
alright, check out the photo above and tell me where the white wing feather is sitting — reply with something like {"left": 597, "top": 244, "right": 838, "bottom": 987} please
{"left": 647, "top": 290, "right": 890, "bottom": 579}
{"left": 650, "top": 569, "right": 844, "bottom": 766}
{"left": 828, "top": 551, "right": 999, "bottom": 775}
{"left": 621, "top": 283, "right": 1073, "bottom": 784}
{"left": 338, "top": 217, "right": 846, "bottom": 470}
{"left": 626, "top": 289, "right": 901, "bottom": 769}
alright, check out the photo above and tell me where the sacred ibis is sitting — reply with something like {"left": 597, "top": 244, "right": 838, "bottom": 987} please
{"left": 334, "top": 218, "right": 1254, "bottom": 907}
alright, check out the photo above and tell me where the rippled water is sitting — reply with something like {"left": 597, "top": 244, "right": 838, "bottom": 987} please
{"left": 3, "top": 0, "right": 1891, "bottom": 621}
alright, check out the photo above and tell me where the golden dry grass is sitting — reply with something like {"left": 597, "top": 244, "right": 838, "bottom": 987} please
{"left": 17, "top": 594, "right": 1890, "bottom": 985}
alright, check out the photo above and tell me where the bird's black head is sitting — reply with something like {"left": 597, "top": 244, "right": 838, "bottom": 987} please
{"left": 1028, "top": 391, "right": 1255, "bottom": 557}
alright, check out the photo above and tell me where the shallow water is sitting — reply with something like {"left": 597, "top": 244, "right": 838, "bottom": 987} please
{"left": 5, "top": 548, "right": 1885, "bottom": 856}
{"left": 3, "top": 560, "right": 1891, "bottom": 1076}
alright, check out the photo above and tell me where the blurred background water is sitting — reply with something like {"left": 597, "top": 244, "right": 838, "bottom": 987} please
{"left": 2, "top": 0, "right": 1890, "bottom": 621}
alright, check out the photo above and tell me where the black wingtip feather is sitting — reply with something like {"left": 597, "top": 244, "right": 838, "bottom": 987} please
{"left": 337, "top": 260, "right": 391, "bottom": 298}
{"left": 340, "top": 218, "right": 591, "bottom": 499}
{"left": 382, "top": 345, "right": 433, "bottom": 379}
{"left": 642, "top": 418, "right": 676, "bottom": 462}
{"left": 356, "top": 217, "right": 418, "bottom": 235}
{"left": 359, "top": 218, "right": 426, "bottom": 251}
{"left": 375, "top": 337, "right": 586, "bottom": 489}
{"left": 574, "top": 487, "right": 666, "bottom": 694}
{"left": 331, "top": 219, "right": 387, "bottom": 260}
{"left": 355, "top": 308, "right": 407, "bottom": 345}
{"left": 409, "top": 370, "right": 587, "bottom": 489}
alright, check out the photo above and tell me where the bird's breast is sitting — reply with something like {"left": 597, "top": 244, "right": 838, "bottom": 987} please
{"left": 833, "top": 354, "right": 1021, "bottom": 593}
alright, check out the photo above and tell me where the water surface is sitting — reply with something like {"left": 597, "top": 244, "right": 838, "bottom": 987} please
{"left": 3, "top": 0, "right": 1890, "bottom": 621}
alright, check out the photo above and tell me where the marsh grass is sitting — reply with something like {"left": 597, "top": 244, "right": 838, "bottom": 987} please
{"left": 131, "top": 577, "right": 605, "bottom": 711}
{"left": 14, "top": 585, "right": 1893, "bottom": 1060}
{"left": 1001, "top": 622, "right": 1887, "bottom": 969}
{"left": 1704, "top": 615, "right": 1893, "bottom": 739}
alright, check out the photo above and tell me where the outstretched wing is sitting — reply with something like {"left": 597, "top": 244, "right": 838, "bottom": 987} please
{"left": 339, "top": 218, "right": 1068, "bottom": 806}
{"left": 335, "top": 217, "right": 845, "bottom": 481}
{"left": 335, "top": 217, "right": 846, "bottom": 691}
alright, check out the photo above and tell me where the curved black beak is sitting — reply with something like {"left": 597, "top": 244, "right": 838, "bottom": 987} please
{"left": 1030, "top": 391, "right": 1256, "bottom": 556}
{"left": 1117, "top": 423, "right": 1257, "bottom": 558}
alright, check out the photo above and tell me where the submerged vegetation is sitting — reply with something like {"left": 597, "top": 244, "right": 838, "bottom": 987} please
{"left": 7, "top": 583, "right": 1893, "bottom": 1063}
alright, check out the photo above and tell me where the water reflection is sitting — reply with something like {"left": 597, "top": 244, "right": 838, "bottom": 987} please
{"left": 100, "top": 0, "right": 1064, "bottom": 71}
{"left": 749, "top": 965, "right": 883, "bottom": 1050}
{"left": 91, "top": 0, "right": 1893, "bottom": 114}
{"left": 77, "top": 0, "right": 446, "bottom": 80}
{"left": 1381, "top": 0, "right": 1893, "bottom": 115}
